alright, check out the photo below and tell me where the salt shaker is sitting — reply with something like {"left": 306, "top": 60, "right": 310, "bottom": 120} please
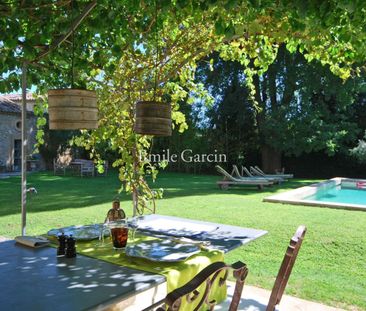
{"left": 57, "top": 233, "right": 67, "bottom": 257}
{"left": 65, "top": 235, "right": 77, "bottom": 258}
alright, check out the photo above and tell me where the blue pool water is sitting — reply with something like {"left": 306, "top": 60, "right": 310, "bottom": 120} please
{"left": 305, "top": 185, "right": 366, "bottom": 205}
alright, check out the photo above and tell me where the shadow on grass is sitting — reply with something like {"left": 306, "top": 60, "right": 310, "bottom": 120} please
{"left": 0, "top": 171, "right": 124, "bottom": 217}
{"left": 149, "top": 172, "right": 317, "bottom": 199}
{"left": 0, "top": 170, "right": 317, "bottom": 217}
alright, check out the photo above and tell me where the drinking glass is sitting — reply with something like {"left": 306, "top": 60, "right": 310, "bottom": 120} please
{"left": 100, "top": 220, "right": 129, "bottom": 250}
{"left": 127, "top": 216, "right": 143, "bottom": 243}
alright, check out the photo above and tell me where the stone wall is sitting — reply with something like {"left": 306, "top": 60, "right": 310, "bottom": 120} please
{"left": 0, "top": 113, "right": 38, "bottom": 171}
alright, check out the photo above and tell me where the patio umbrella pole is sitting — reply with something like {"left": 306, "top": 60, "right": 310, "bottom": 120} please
{"left": 21, "top": 62, "right": 28, "bottom": 236}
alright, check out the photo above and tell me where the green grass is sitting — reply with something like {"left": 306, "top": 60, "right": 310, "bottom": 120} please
{"left": 0, "top": 171, "right": 365, "bottom": 310}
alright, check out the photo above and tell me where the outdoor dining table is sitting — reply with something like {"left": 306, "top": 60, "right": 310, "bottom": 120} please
{"left": 0, "top": 214, "right": 267, "bottom": 311}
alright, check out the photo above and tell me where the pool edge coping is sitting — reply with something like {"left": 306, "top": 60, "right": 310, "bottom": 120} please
{"left": 263, "top": 177, "right": 366, "bottom": 211}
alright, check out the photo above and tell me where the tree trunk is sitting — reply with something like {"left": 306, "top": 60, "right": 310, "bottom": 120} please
{"left": 261, "top": 145, "right": 282, "bottom": 173}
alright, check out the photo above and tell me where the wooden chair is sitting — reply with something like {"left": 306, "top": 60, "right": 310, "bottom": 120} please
{"left": 147, "top": 261, "right": 248, "bottom": 311}
{"left": 147, "top": 226, "right": 306, "bottom": 311}
{"left": 266, "top": 225, "right": 307, "bottom": 311}
{"left": 79, "top": 159, "right": 95, "bottom": 177}
{"left": 81, "top": 162, "right": 94, "bottom": 177}
{"left": 53, "top": 158, "right": 66, "bottom": 175}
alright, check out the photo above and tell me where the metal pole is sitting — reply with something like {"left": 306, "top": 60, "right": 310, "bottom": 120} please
{"left": 132, "top": 191, "right": 137, "bottom": 217}
{"left": 21, "top": 62, "right": 27, "bottom": 236}
{"left": 132, "top": 146, "right": 138, "bottom": 217}
{"left": 17, "top": 1, "right": 97, "bottom": 235}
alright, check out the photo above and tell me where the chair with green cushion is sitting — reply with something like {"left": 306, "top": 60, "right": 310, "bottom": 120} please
{"left": 147, "top": 225, "right": 306, "bottom": 311}
{"left": 145, "top": 261, "right": 248, "bottom": 311}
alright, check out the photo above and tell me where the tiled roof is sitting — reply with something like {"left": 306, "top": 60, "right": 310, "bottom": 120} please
{"left": 1, "top": 93, "right": 35, "bottom": 101}
{"left": 0, "top": 94, "right": 34, "bottom": 114}
{"left": 0, "top": 98, "right": 21, "bottom": 114}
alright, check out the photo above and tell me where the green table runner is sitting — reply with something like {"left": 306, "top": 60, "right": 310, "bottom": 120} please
{"left": 76, "top": 234, "right": 227, "bottom": 310}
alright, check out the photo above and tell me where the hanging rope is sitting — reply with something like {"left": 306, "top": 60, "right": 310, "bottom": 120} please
{"left": 153, "top": 0, "right": 158, "bottom": 101}
{"left": 71, "top": 0, "right": 75, "bottom": 88}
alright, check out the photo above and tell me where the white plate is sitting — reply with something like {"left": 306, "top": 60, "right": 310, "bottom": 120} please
{"left": 125, "top": 240, "right": 200, "bottom": 262}
{"left": 47, "top": 224, "right": 106, "bottom": 240}
{"left": 138, "top": 219, "right": 219, "bottom": 237}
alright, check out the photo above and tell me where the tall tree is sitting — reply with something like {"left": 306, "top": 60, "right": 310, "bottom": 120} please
{"left": 196, "top": 55, "right": 257, "bottom": 166}
{"left": 254, "top": 46, "right": 361, "bottom": 171}
{"left": 196, "top": 49, "right": 363, "bottom": 172}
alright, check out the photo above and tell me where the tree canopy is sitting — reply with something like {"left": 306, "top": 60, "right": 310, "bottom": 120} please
{"left": 2, "top": 0, "right": 366, "bottom": 212}
{"left": 195, "top": 49, "right": 365, "bottom": 172}
{"left": 2, "top": 0, "right": 366, "bottom": 93}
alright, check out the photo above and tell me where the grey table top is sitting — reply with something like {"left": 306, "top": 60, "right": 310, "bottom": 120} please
{"left": 0, "top": 240, "right": 165, "bottom": 311}
{"left": 137, "top": 214, "right": 268, "bottom": 253}
{"left": 0, "top": 215, "right": 267, "bottom": 311}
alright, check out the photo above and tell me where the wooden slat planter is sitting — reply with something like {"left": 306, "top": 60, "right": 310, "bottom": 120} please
{"left": 134, "top": 101, "right": 172, "bottom": 136}
{"left": 48, "top": 89, "right": 98, "bottom": 130}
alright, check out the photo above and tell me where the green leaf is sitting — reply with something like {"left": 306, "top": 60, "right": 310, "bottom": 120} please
{"left": 215, "top": 18, "right": 226, "bottom": 35}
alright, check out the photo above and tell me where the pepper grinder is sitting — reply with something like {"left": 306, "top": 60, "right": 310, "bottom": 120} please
{"left": 57, "top": 233, "right": 67, "bottom": 257}
{"left": 65, "top": 235, "right": 77, "bottom": 258}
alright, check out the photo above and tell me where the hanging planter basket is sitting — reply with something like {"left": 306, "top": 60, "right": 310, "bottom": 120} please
{"left": 48, "top": 89, "right": 98, "bottom": 130}
{"left": 134, "top": 100, "right": 172, "bottom": 136}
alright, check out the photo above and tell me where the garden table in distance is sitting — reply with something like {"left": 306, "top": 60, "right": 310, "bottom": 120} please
{"left": 0, "top": 215, "right": 267, "bottom": 310}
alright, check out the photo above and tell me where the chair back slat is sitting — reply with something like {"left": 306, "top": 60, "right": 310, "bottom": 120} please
{"left": 255, "top": 166, "right": 266, "bottom": 174}
{"left": 266, "top": 225, "right": 307, "bottom": 311}
{"left": 250, "top": 166, "right": 265, "bottom": 177}
{"left": 231, "top": 165, "right": 242, "bottom": 178}
{"left": 241, "top": 166, "right": 253, "bottom": 177}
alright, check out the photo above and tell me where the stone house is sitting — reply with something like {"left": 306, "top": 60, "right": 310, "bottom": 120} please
{"left": 0, "top": 93, "right": 40, "bottom": 172}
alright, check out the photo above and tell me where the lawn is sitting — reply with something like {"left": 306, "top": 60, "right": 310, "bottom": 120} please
{"left": 0, "top": 171, "right": 365, "bottom": 310}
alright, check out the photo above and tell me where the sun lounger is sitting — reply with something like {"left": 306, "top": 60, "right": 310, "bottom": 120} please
{"left": 249, "top": 166, "right": 285, "bottom": 182}
{"left": 231, "top": 165, "right": 267, "bottom": 180}
{"left": 240, "top": 166, "right": 283, "bottom": 184}
{"left": 241, "top": 166, "right": 256, "bottom": 178}
{"left": 231, "top": 165, "right": 273, "bottom": 183}
{"left": 254, "top": 165, "right": 294, "bottom": 179}
{"left": 215, "top": 165, "right": 273, "bottom": 190}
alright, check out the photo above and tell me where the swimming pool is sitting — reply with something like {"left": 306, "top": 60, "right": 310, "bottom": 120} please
{"left": 263, "top": 178, "right": 366, "bottom": 211}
